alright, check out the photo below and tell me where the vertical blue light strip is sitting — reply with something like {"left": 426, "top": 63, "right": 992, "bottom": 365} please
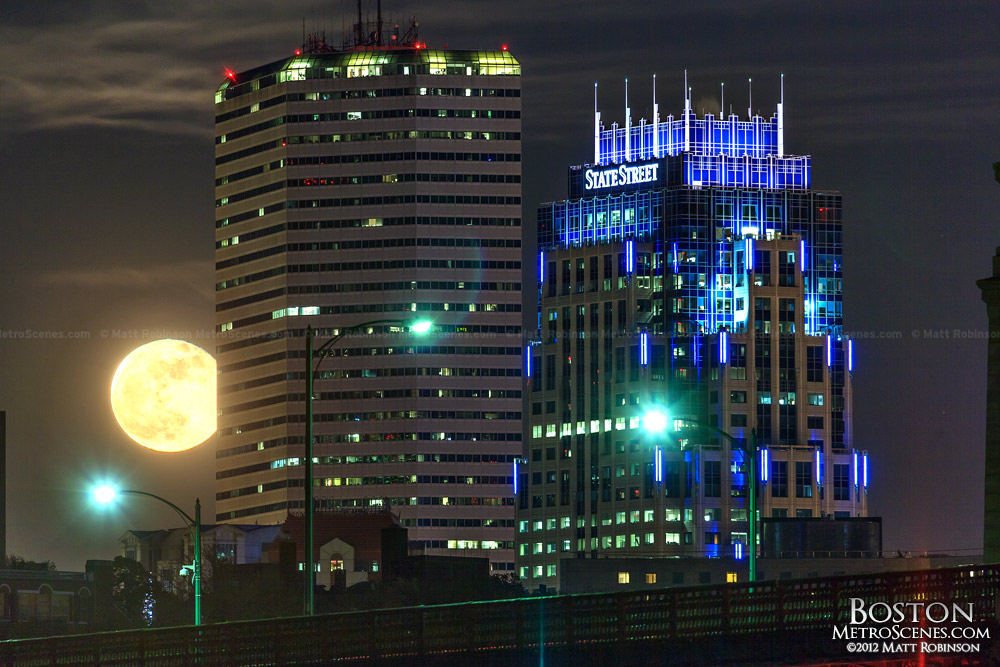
{"left": 655, "top": 446, "right": 663, "bottom": 483}
{"left": 640, "top": 332, "right": 649, "bottom": 366}
{"left": 539, "top": 251, "right": 544, "bottom": 283}
{"left": 848, "top": 339, "right": 854, "bottom": 373}
{"left": 735, "top": 542, "right": 743, "bottom": 560}
{"left": 719, "top": 330, "right": 728, "bottom": 364}
{"left": 800, "top": 239, "right": 806, "bottom": 272}
{"left": 526, "top": 346, "right": 531, "bottom": 377}
{"left": 760, "top": 448, "right": 769, "bottom": 483}
{"left": 513, "top": 459, "right": 519, "bottom": 494}
{"left": 863, "top": 453, "right": 868, "bottom": 488}
{"left": 853, "top": 451, "right": 859, "bottom": 487}
{"left": 626, "top": 239, "right": 635, "bottom": 273}
{"left": 815, "top": 449, "right": 822, "bottom": 485}
{"left": 745, "top": 238, "right": 754, "bottom": 272}
{"left": 672, "top": 242, "right": 679, "bottom": 273}
{"left": 827, "top": 334, "right": 833, "bottom": 367}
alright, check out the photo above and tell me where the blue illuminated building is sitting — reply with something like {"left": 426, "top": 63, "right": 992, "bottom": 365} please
{"left": 518, "top": 76, "right": 868, "bottom": 592}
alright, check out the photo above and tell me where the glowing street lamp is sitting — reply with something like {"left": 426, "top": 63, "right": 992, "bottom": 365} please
{"left": 644, "top": 409, "right": 759, "bottom": 583}
{"left": 303, "top": 318, "right": 432, "bottom": 615}
{"left": 92, "top": 483, "right": 202, "bottom": 625}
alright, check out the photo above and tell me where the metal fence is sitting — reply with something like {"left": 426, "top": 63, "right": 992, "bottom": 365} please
{"left": 2, "top": 564, "right": 998, "bottom": 666}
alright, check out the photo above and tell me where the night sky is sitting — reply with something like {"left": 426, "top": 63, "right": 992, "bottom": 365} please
{"left": 1, "top": 1, "right": 998, "bottom": 570}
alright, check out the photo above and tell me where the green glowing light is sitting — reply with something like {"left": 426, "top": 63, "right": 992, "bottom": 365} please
{"left": 642, "top": 410, "right": 669, "bottom": 434}
{"left": 93, "top": 484, "right": 119, "bottom": 505}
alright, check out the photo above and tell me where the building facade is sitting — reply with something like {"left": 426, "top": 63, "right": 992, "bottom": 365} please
{"left": 517, "top": 80, "right": 868, "bottom": 591}
{"left": 213, "top": 41, "right": 522, "bottom": 573}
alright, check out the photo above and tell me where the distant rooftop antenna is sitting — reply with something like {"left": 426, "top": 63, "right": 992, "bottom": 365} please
{"left": 594, "top": 82, "right": 601, "bottom": 165}
{"left": 624, "top": 77, "right": 631, "bottom": 162}
{"left": 748, "top": 77, "right": 753, "bottom": 118}
{"left": 720, "top": 82, "right": 724, "bottom": 117}
{"left": 777, "top": 72, "right": 785, "bottom": 157}
{"left": 652, "top": 73, "right": 660, "bottom": 158}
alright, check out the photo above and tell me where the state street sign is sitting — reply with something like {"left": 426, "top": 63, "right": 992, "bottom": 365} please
{"left": 584, "top": 162, "right": 660, "bottom": 191}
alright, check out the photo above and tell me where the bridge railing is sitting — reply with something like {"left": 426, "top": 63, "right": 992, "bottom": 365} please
{"left": 3, "top": 564, "right": 998, "bottom": 665}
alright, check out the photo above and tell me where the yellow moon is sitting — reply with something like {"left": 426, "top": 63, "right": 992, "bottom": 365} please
{"left": 110, "top": 339, "right": 217, "bottom": 452}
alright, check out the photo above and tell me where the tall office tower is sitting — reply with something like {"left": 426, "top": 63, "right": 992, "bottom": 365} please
{"left": 213, "top": 25, "right": 522, "bottom": 573}
{"left": 518, "top": 78, "right": 867, "bottom": 591}
{"left": 978, "top": 163, "right": 1000, "bottom": 563}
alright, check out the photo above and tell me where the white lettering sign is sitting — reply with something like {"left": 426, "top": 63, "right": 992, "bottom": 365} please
{"left": 584, "top": 162, "right": 660, "bottom": 190}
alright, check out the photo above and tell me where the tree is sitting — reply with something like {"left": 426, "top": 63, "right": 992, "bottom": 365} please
{"left": 2, "top": 554, "right": 56, "bottom": 571}
{"left": 111, "top": 556, "right": 154, "bottom": 628}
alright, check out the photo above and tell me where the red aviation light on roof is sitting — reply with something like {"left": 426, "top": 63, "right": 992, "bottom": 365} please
{"left": 294, "top": 48, "right": 302, "bottom": 55}
{"left": 224, "top": 68, "right": 237, "bottom": 83}
{"left": 501, "top": 44, "right": 508, "bottom": 51}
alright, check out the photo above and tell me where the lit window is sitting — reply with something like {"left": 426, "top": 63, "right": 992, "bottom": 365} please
{"left": 643, "top": 510, "right": 654, "bottom": 523}
{"left": 618, "top": 572, "right": 630, "bottom": 584}
{"left": 727, "top": 572, "right": 738, "bottom": 583}
{"left": 546, "top": 564, "right": 557, "bottom": 577}
{"left": 560, "top": 517, "right": 571, "bottom": 529}
{"left": 518, "top": 520, "right": 529, "bottom": 533}
{"left": 533, "top": 543, "right": 543, "bottom": 554}
{"left": 644, "top": 533, "right": 655, "bottom": 545}
{"left": 645, "top": 573, "right": 656, "bottom": 584}
{"left": 615, "top": 535, "right": 626, "bottom": 548}
{"left": 546, "top": 518, "right": 556, "bottom": 530}
{"left": 561, "top": 540, "right": 571, "bottom": 551}
{"left": 615, "top": 512, "right": 626, "bottom": 525}
{"left": 665, "top": 533, "right": 681, "bottom": 545}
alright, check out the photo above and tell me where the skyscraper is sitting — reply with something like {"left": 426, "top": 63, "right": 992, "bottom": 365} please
{"left": 517, "top": 77, "right": 867, "bottom": 590}
{"left": 213, "top": 25, "right": 522, "bottom": 573}
{"left": 978, "top": 163, "right": 1000, "bottom": 564}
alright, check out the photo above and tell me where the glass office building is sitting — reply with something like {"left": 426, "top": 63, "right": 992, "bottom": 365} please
{"left": 519, "top": 80, "right": 867, "bottom": 591}
{"left": 214, "top": 45, "right": 522, "bottom": 574}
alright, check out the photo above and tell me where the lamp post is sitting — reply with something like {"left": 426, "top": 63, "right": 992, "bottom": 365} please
{"left": 643, "top": 411, "right": 758, "bottom": 583}
{"left": 93, "top": 485, "right": 202, "bottom": 625}
{"left": 303, "top": 318, "right": 432, "bottom": 615}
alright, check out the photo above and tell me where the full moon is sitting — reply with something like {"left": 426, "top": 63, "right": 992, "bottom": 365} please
{"left": 110, "top": 339, "right": 217, "bottom": 452}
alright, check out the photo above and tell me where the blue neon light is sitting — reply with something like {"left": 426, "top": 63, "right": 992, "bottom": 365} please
{"left": 626, "top": 239, "right": 635, "bottom": 273}
{"left": 760, "top": 448, "right": 769, "bottom": 483}
{"left": 592, "top": 106, "right": 810, "bottom": 192}
{"left": 539, "top": 251, "right": 544, "bottom": 283}
{"left": 719, "top": 330, "right": 728, "bottom": 365}
{"left": 863, "top": 453, "right": 868, "bottom": 488}
{"left": 672, "top": 242, "right": 679, "bottom": 273}
{"left": 526, "top": 346, "right": 531, "bottom": 377}
{"left": 800, "top": 240, "right": 806, "bottom": 272}
{"left": 746, "top": 237, "right": 754, "bottom": 271}
{"left": 513, "top": 460, "right": 518, "bottom": 494}
{"left": 848, "top": 339, "right": 854, "bottom": 373}
{"left": 827, "top": 334, "right": 832, "bottom": 367}
{"left": 853, "top": 451, "right": 858, "bottom": 487}
{"left": 735, "top": 542, "right": 743, "bottom": 560}
{"left": 655, "top": 446, "right": 663, "bottom": 483}
{"left": 640, "top": 332, "right": 649, "bottom": 366}
{"left": 815, "top": 449, "right": 822, "bottom": 484}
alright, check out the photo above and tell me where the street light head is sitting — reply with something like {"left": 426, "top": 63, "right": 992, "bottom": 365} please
{"left": 93, "top": 484, "right": 119, "bottom": 506}
{"left": 411, "top": 320, "right": 433, "bottom": 334}
{"left": 642, "top": 410, "right": 669, "bottom": 434}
